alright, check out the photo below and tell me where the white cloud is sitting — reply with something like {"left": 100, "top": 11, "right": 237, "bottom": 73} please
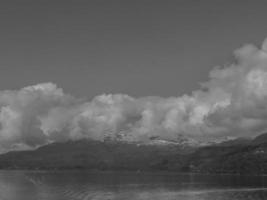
{"left": 2, "top": 38, "right": 267, "bottom": 151}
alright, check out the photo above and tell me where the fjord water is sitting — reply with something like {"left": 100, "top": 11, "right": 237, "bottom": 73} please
{"left": 1, "top": 171, "right": 267, "bottom": 200}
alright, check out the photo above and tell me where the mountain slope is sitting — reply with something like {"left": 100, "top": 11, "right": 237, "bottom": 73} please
{"left": 1, "top": 133, "right": 267, "bottom": 174}
{"left": 0, "top": 139, "right": 192, "bottom": 171}
{"left": 252, "top": 132, "right": 267, "bottom": 145}
{"left": 186, "top": 140, "right": 267, "bottom": 174}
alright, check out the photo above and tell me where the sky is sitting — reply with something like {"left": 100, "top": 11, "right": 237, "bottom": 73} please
{"left": 1, "top": 1, "right": 267, "bottom": 151}
{"left": 0, "top": 0, "right": 267, "bottom": 98}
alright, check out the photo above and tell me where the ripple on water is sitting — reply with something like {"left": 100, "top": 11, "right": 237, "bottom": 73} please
{"left": 3, "top": 171, "right": 267, "bottom": 200}
{"left": 36, "top": 187, "right": 267, "bottom": 200}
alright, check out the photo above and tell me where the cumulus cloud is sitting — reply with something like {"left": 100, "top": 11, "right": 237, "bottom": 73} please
{"left": 1, "top": 38, "right": 267, "bottom": 151}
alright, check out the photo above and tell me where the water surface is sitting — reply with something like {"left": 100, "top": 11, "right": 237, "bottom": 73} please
{"left": 0, "top": 170, "right": 267, "bottom": 200}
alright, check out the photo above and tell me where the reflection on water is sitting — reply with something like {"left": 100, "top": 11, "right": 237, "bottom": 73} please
{"left": 0, "top": 171, "right": 267, "bottom": 200}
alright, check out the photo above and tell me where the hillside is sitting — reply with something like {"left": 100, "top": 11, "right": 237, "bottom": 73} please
{"left": 1, "top": 133, "right": 267, "bottom": 174}
{"left": 186, "top": 134, "right": 267, "bottom": 174}
{"left": 0, "top": 139, "right": 192, "bottom": 171}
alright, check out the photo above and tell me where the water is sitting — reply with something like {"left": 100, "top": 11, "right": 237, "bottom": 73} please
{"left": 0, "top": 171, "right": 267, "bottom": 200}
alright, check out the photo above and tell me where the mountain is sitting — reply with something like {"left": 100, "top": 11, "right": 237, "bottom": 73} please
{"left": 0, "top": 139, "right": 192, "bottom": 171}
{"left": 252, "top": 132, "right": 267, "bottom": 145}
{"left": 1, "top": 133, "right": 267, "bottom": 174}
{"left": 145, "top": 135, "right": 201, "bottom": 148}
{"left": 186, "top": 142, "right": 267, "bottom": 174}
{"left": 215, "top": 137, "right": 252, "bottom": 147}
{"left": 185, "top": 133, "right": 267, "bottom": 174}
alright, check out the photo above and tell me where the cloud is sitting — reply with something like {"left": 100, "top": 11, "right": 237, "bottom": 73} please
{"left": 2, "top": 38, "right": 267, "bottom": 151}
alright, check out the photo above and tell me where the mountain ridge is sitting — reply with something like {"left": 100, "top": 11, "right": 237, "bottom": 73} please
{"left": 0, "top": 133, "right": 267, "bottom": 174}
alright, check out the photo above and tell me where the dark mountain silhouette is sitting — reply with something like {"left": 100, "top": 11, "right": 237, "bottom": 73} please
{"left": 252, "top": 132, "right": 267, "bottom": 145}
{"left": 0, "top": 139, "right": 193, "bottom": 171}
{"left": 215, "top": 137, "right": 251, "bottom": 147}
{"left": 186, "top": 133, "right": 267, "bottom": 174}
{"left": 1, "top": 133, "right": 267, "bottom": 174}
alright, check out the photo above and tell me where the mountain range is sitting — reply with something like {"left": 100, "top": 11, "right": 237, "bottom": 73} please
{"left": 1, "top": 133, "right": 267, "bottom": 174}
